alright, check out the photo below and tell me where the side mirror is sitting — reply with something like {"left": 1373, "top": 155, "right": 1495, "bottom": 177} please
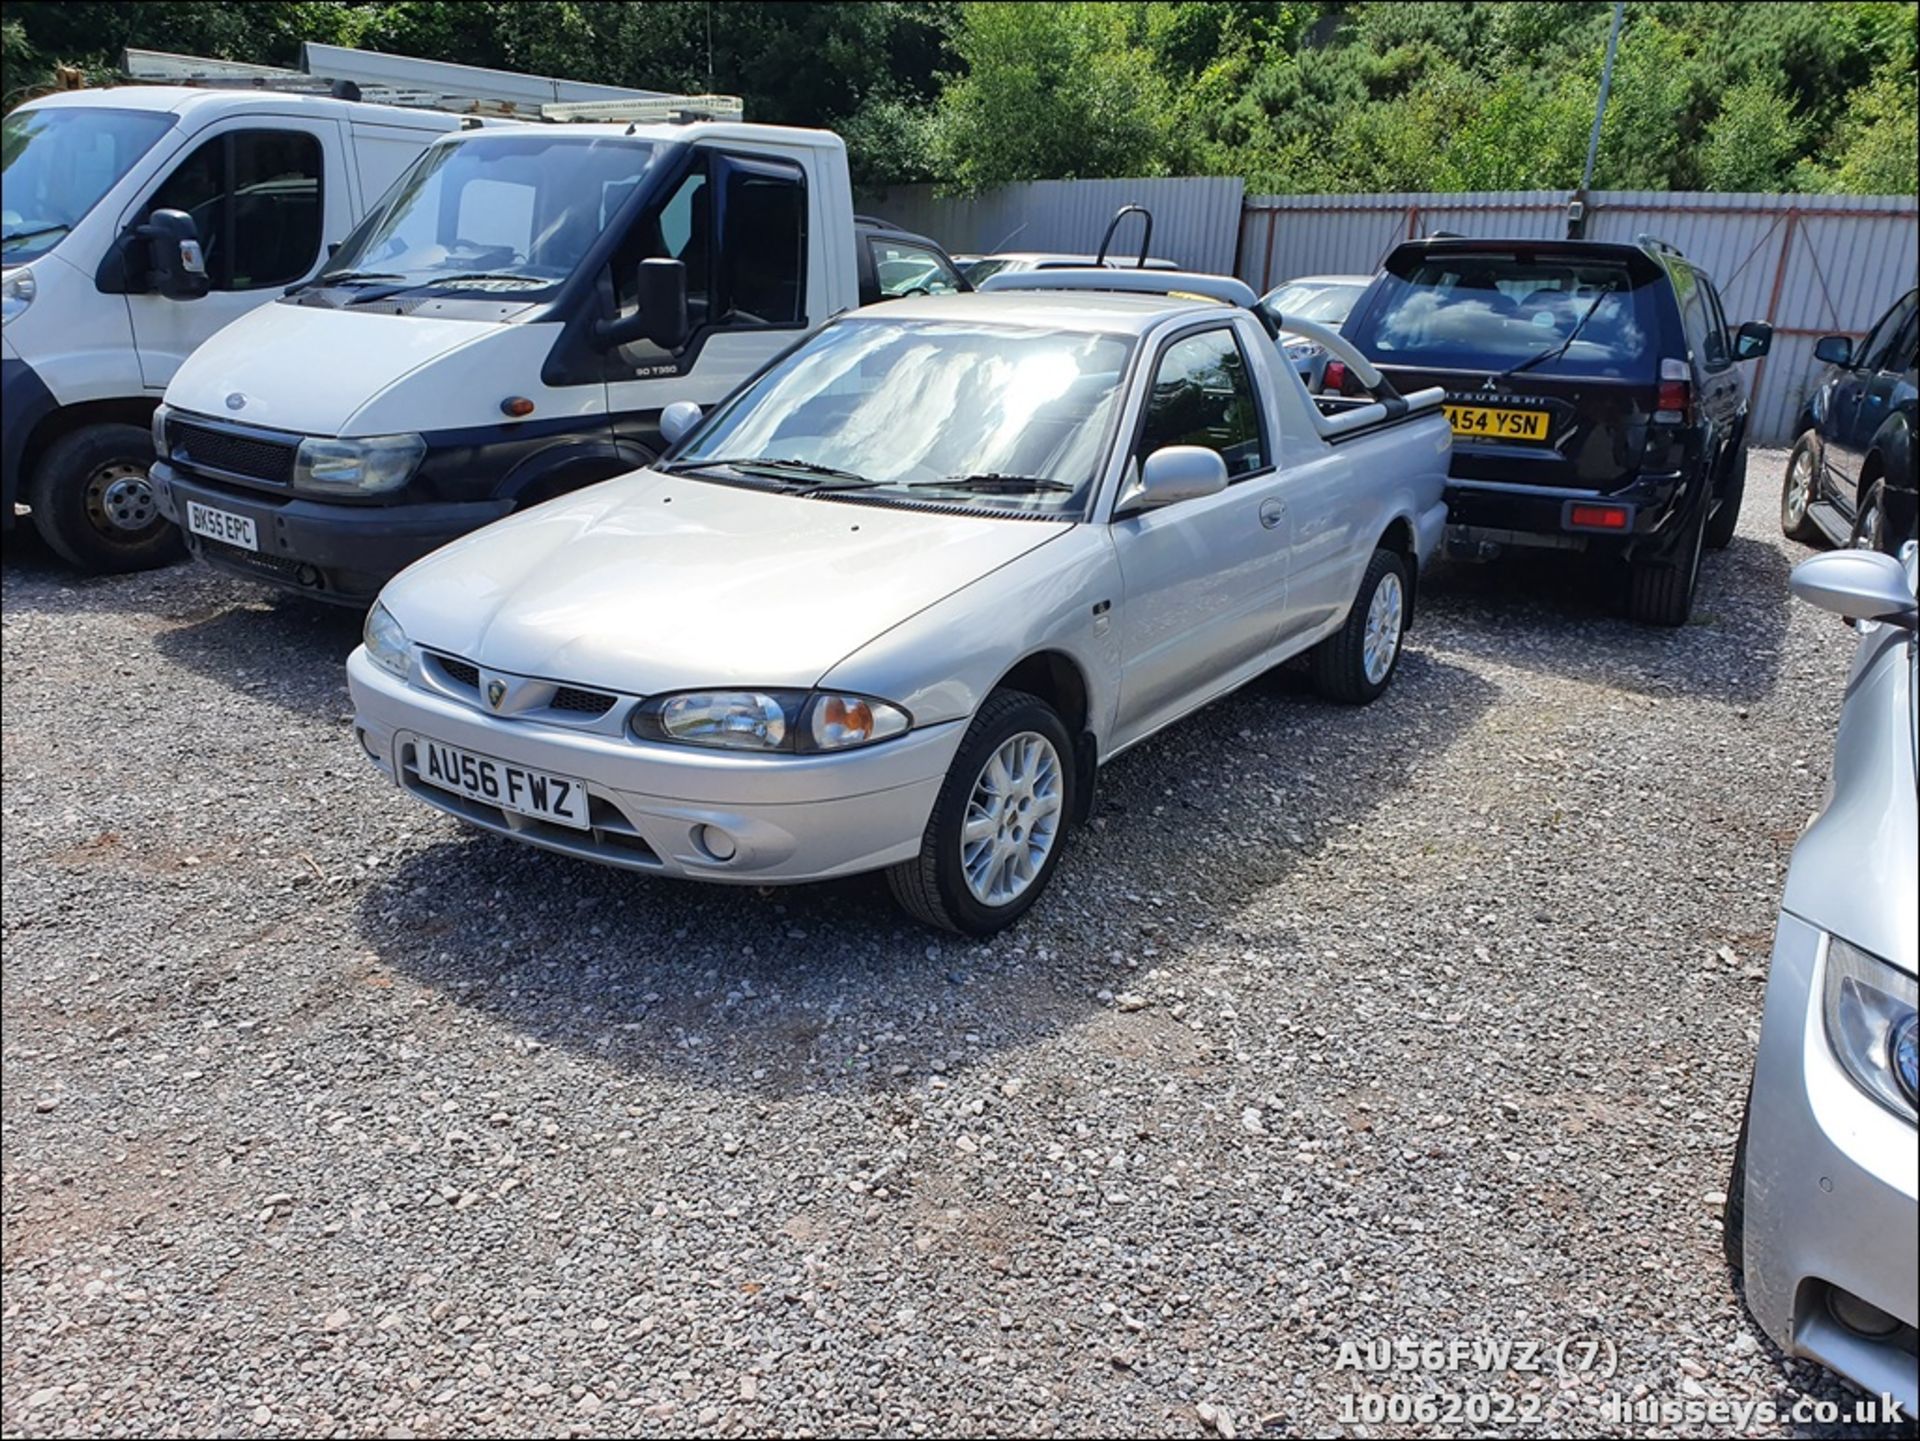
{"left": 1118, "top": 445, "right": 1229, "bottom": 516}
{"left": 595, "top": 257, "right": 690, "bottom": 352}
{"left": 1789, "top": 549, "right": 1917, "bottom": 628}
{"left": 1813, "top": 334, "right": 1853, "bottom": 367}
{"left": 140, "top": 209, "right": 209, "bottom": 300}
{"left": 659, "top": 400, "right": 702, "bottom": 448}
{"left": 1734, "top": 320, "right": 1772, "bottom": 361}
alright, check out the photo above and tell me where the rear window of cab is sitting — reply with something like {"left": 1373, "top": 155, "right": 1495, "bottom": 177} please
{"left": 1345, "top": 251, "right": 1667, "bottom": 379}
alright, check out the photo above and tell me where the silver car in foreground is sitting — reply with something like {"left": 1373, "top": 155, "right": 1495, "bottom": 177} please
{"left": 347, "top": 271, "right": 1449, "bottom": 933}
{"left": 1728, "top": 543, "right": 1918, "bottom": 1413}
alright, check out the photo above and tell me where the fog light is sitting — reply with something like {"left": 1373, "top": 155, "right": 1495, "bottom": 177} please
{"left": 692, "top": 824, "right": 737, "bottom": 862}
{"left": 1568, "top": 503, "right": 1630, "bottom": 531}
{"left": 1827, "top": 1288, "right": 1902, "bottom": 1338}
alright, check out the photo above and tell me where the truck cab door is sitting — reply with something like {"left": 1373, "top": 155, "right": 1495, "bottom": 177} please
{"left": 1109, "top": 324, "right": 1291, "bottom": 749}
{"left": 602, "top": 148, "right": 816, "bottom": 456}
{"left": 122, "top": 118, "right": 349, "bottom": 393}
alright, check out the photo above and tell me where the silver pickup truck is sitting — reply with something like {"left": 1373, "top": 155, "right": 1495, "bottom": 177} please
{"left": 347, "top": 270, "right": 1451, "bottom": 933}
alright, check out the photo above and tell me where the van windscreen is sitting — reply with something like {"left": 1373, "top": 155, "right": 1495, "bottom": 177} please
{"left": 1345, "top": 252, "right": 1662, "bottom": 378}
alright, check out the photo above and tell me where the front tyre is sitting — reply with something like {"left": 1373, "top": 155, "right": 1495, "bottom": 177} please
{"left": 1310, "top": 547, "right": 1409, "bottom": 704}
{"left": 886, "top": 690, "right": 1074, "bottom": 936}
{"left": 27, "top": 423, "right": 184, "bottom": 574}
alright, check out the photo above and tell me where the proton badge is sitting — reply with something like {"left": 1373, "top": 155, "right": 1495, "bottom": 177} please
{"left": 486, "top": 679, "right": 507, "bottom": 710}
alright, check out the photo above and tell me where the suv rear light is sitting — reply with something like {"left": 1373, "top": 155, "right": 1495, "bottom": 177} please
{"left": 1321, "top": 359, "right": 1348, "bottom": 394}
{"left": 1655, "top": 358, "right": 1691, "bottom": 425}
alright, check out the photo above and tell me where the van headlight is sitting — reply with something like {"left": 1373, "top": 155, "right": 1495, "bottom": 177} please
{"left": 362, "top": 603, "right": 412, "bottom": 680}
{"left": 1, "top": 268, "right": 34, "bottom": 324}
{"left": 1823, "top": 936, "right": 1919, "bottom": 1121}
{"left": 293, "top": 433, "right": 426, "bottom": 496}
{"left": 630, "top": 690, "right": 910, "bottom": 752}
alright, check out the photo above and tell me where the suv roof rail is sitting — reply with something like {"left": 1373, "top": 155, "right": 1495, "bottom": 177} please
{"left": 1636, "top": 232, "right": 1684, "bottom": 257}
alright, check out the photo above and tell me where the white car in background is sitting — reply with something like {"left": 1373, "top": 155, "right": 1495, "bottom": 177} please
{"left": 1261, "top": 274, "right": 1373, "bottom": 390}
{"left": 1727, "top": 543, "right": 1918, "bottom": 1416}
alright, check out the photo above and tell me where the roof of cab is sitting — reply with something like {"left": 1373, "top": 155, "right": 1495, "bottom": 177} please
{"left": 15, "top": 84, "right": 466, "bottom": 129}
{"left": 841, "top": 288, "right": 1235, "bottom": 335}
{"left": 424, "top": 118, "right": 845, "bottom": 153}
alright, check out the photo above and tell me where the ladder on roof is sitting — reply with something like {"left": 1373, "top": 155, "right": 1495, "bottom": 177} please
{"left": 121, "top": 44, "right": 743, "bottom": 123}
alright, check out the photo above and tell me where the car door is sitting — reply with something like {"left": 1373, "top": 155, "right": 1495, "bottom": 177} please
{"left": 1696, "top": 274, "right": 1745, "bottom": 454}
{"left": 1852, "top": 305, "right": 1919, "bottom": 506}
{"left": 1109, "top": 323, "right": 1291, "bottom": 748}
{"left": 1674, "top": 265, "right": 1739, "bottom": 471}
{"left": 1827, "top": 293, "right": 1917, "bottom": 505}
{"left": 125, "top": 119, "right": 348, "bottom": 393}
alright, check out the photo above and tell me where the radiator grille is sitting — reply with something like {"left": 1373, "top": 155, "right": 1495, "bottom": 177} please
{"left": 172, "top": 422, "right": 296, "bottom": 486}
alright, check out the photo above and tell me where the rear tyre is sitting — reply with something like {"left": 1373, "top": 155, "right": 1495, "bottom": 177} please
{"left": 1625, "top": 497, "right": 1706, "bottom": 627}
{"left": 886, "top": 690, "right": 1074, "bottom": 936}
{"left": 1723, "top": 1089, "right": 1751, "bottom": 1272}
{"left": 1779, "top": 432, "right": 1824, "bottom": 545}
{"left": 1704, "top": 445, "right": 1746, "bottom": 550}
{"left": 28, "top": 423, "right": 184, "bottom": 575}
{"left": 1849, "top": 480, "right": 1888, "bottom": 554}
{"left": 1310, "top": 547, "right": 1408, "bottom": 704}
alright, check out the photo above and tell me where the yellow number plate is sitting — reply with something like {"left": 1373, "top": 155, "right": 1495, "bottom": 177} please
{"left": 1444, "top": 404, "right": 1549, "bottom": 441}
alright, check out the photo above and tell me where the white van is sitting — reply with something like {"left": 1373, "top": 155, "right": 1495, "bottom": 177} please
{"left": 149, "top": 119, "right": 862, "bottom": 606}
{"left": 1, "top": 85, "right": 468, "bottom": 572}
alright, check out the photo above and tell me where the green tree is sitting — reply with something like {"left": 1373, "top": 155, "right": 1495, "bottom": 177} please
{"left": 1700, "top": 79, "right": 1811, "bottom": 191}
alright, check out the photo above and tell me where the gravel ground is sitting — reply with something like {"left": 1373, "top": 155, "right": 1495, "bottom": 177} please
{"left": 2, "top": 447, "right": 1910, "bottom": 1439}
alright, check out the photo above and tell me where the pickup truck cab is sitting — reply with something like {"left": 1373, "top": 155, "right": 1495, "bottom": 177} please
{"left": 151, "top": 119, "right": 858, "bottom": 606}
{"left": 2, "top": 85, "right": 466, "bottom": 572}
{"left": 345, "top": 269, "right": 1451, "bottom": 934}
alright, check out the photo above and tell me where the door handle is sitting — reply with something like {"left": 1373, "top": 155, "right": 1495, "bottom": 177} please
{"left": 1259, "top": 498, "right": 1286, "bottom": 530}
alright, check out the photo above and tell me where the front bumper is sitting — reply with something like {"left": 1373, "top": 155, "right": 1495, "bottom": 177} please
{"left": 151, "top": 461, "right": 511, "bottom": 606}
{"left": 2, "top": 356, "right": 58, "bottom": 518}
{"left": 1443, "top": 470, "right": 1686, "bottom": 558}
{"left": 1741, "top": 911, "right": 1918, "bottom": 1413}
{"left": 348, "top": 647, "right": 963, "bottom": 885}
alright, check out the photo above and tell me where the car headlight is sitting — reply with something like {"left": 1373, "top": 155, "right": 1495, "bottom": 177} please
{"left": 151, "top": 402, "right": 172, "bottom": 460}
{"left": 1823, "top": 936, "right": 1919, "bottom": 1121}
{"left": 631, "top": 689, "right": 910, "bottom": 752}
{"left": 1, "top": 268, "right": 34, "bottom": 324}
{"left": 362, "top": 602, "right": 411, "bottom": 680}
{"left": 1283, "top": 339, "right": 1324, "bottom": 361}
{"left": 293, "top": 433, "right": 426, "bottom": 496}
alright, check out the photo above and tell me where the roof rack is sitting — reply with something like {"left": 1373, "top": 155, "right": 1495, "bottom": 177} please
{"left": 120, "top": 45, "right": 736, "bottom": 122}
{"left": 978, "top": 267, "right": 1259, "bottom": 308}
{"left": 1636, "top": 232, "right": 1684, "bottom": 257}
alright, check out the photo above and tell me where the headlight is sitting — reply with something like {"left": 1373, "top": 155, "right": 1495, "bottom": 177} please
{"left": 1, "top": 268, "right": 34, "bottom": 324}
{"left": 631, "top": 689, "right": 911, "bottom": 752}
{"left": 151, "top": 402, "right": 172, "bottom": 460}
{"left": 1823, "top": 936, "right": 1919, "bottom": 1121}
{"left": 362, "top": 602, "right": 411, "bottom": 680}
{"left": 294, "top": 433, "right": 426, "bottom": 496}
{"left": 1283, "top": 339, "right": 1324, "bottom": 361}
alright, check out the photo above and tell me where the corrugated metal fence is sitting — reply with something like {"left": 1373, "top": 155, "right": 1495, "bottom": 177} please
{"left": 858, "top": 177, "right": 1246, "bottom": 275}
{"left": 862, "top": 180, "right": 1917, "bottom": 447}
{"left": 1243, "top": 190, "right": 1920, "bottom": 446}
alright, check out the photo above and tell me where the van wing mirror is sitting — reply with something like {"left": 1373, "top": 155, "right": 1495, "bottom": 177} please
{"left": 1813, "top": 334, "right": 1853, "bottom": 367}
{"left": 1734, "top": 320, "right": 1772, "bottom": 361}
{"left": 1789, "top": 550, "right": 1917, "bottom": 628}
{"left": 596, "top": 258, "right": 691, "bottom": 353}
{"left": 1117, "top": 446, "right": 1229, "bottom": 517}
{"left": 139, "top": 209, "right": 210, "bottom": 300}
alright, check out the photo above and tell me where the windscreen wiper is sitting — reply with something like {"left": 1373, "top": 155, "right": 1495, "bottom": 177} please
{"left": 683, "top": 456, "right": 880, "bottom": 490}
{"left": 2, "top": 223, "right": 70, "bottom": 248}
{"left": 906, "top": 473, "right": 1075, "bottom": 494}
{"left": 1502, "top": 284, "right": 1617, "bottom": 380}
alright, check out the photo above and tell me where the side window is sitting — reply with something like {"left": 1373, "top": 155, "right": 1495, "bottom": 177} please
{"left": 1860, "top": 295, "right": 1919, "bottom": 372}
{"left": 1894, "top": 314, "right": 1920, "bottom": 373}
{"left": 719, "top": 158, "right": 805, "bottom": 325}
{"left": 1698, "top": 276, "right": 1732, "bottom": 370}
{"left": 149, "top": 130, "right": 322, "bottom": 291}
{"left": 611, "top": 157, "right": 713, "bottom": 332}
{"left": 870, "top": 238, "right": 960, "bottom": 298}
{"left": 1670, "top": 264, "right": 1713, "bottom": 369}
{"left": 1138, "top": 328, "right": 1267, "bottom": 480}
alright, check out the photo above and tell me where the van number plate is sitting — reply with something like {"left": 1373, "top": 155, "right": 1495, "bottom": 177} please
{"left": 1444, "top": 405, "right": 1549, "bottom": 442}
{"left": 185, "top": 499, "right": 259, "bottom": 552}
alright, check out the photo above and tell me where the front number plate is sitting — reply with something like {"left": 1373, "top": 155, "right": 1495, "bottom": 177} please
{"left": 416, "top": 740, "right": 591, "bottom": 830}
{"left": 185, "top": 499, "right": 259, "bottom": 551}
{"left": 1444, "top": 404, "right": 1549, "bottom": 442}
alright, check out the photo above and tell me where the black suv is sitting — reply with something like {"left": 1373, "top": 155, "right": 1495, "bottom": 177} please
{"left": 1781, "top": 287, "right": 1917, "bottom": 556}
{"left": 1338, "top": 235, "right": 1772, "bottom": 625}
{"left": 853, "top": 217, "right": 970, "bottom": 308}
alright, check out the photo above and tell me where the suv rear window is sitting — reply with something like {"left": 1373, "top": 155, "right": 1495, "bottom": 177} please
{"left": 1346, "top": 251, "right": 1665, "bottom": 379}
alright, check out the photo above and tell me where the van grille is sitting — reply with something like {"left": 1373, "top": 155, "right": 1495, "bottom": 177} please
{"left": 172, "top": 422, "right": 296, "bottom": 486}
